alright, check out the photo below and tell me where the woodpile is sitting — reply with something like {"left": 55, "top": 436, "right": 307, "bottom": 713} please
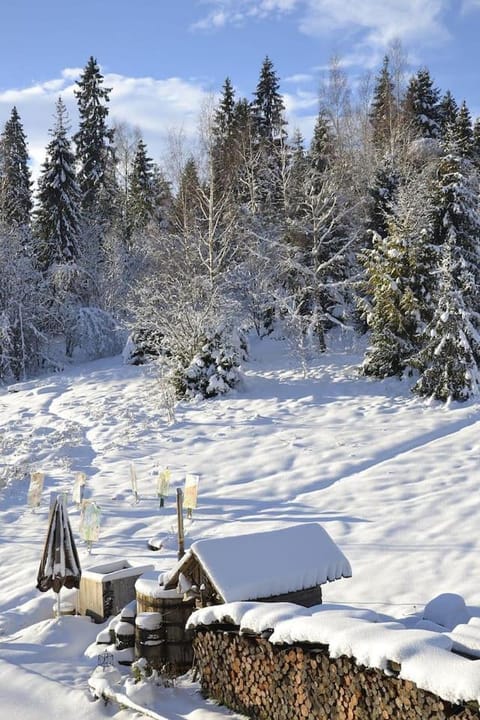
{"left": 193, "top": 629, "right": 480, "bottom": 720}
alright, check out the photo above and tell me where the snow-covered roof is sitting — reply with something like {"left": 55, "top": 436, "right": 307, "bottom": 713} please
{"left": 167, "top": 523, "right": 351, "bottom": 602}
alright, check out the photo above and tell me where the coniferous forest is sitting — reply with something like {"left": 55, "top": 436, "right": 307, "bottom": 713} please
{"left": 1, "top": 53, "right": 480, "bottom": 402}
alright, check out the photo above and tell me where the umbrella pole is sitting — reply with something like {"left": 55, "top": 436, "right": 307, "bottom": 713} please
{"left": 56, "top": 590, "right": 61, "bottom": 618}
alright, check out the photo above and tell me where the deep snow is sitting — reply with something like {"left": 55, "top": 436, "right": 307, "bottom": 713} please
{"left": 2, "top": 330, "right": 480, "bottom": 718}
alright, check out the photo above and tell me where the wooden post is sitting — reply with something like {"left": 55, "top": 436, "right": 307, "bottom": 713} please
{"left": 176, "top": 488, "right": 185, "bottom": 560}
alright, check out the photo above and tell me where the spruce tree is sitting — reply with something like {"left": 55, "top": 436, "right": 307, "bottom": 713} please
{"left": 452, "top": 101, "right": 473, "bottom": 159}
{"left": 74, "top": 56, "right": 115, "bottom": 214}
{"left": 170, "top": 157, "right": 202, "bottom": 236}
{"left": 370, "top": 56, "right": 397, "bottom": 150}
{"left": 250, "top": 57, "right": 287, "bottom": 215}
{"left": 365, "top": 157, "right": 400, "bottom": 243}
{"left": 213, "top": 77, "right": 236, "bottom": 140}
{"left": 230, "top": 98, "right": 262, "bottom": 211}
{"left": 403, "top": 68, "right": 440, "bottom": 139}
{"left": 0, "top": 223, "right": 46, "bottom": 380}
{"left": 0, "top": 107, "right": 32, "bottom": 227}
{"left": 361, "top": 171, "right": 434, "bottom": 378}
{"left": 413, "top": 139, "right": 480, "bottom": 399}
{"left": 473, "top": 118, "right": 480, "bottom": 160}
{"left": 412, "top": 243, "right": 480, "bottom": 401}
{"left": 308, "top": 110, "right": 333, "bottom": 192}
{"left": 35, "top": 98, "right": 81, "bottom": 269}
{"left": 251, "top": 56, "right": 286, "bottom": 141}
{"left": 473, "top": 118, "right": 480, "bottom": 167}
{"left": 212, "top": 77, "right": 237, "bottom": 200}
{"left": 126, "top": 138, "right": 156, "bottom": 236}
{"left": 285, "top": 129, "right": 307, "bottom": 221}
{"left": 438, "top": 90, "right": 458, "bottom": 137}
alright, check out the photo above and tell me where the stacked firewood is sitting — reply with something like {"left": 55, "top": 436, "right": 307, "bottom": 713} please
{"left": 193, "top": 629, "right": 480, "bottom": 720}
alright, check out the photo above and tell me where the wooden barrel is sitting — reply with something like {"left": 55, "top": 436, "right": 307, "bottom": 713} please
{"left": 116, "top": 620, "right": 135, "bottom": 650}
{"left": 135, "top": 612, "right": 164, "bottom": 667}
{"left": 135, "top": 578, "right": 195, "bottom": 675}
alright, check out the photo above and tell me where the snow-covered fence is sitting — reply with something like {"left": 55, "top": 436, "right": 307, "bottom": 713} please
{"left": 189, "top": 603, "right": 480, "bottom": 720}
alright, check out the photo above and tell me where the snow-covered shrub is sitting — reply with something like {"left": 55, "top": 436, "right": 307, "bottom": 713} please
{"left": 0, "top": 311, "right": 15, "bottom": 382}
{"left": 66, "top": 307, "right": 125, "bottom": 361}
{"left": 171, "top": 328, "right": 243, "bottom": 400}
{"left": 122, "top": 328, "right": 165, "bottom": 365}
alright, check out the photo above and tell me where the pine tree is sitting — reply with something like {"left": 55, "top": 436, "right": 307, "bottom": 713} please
{"left": 212, "top": 77, "right": 237, "bottom": 200}
{"left": 230, "top": 98, "right": 262, "bottom": 211}
{"left": 285, "top": 129, "right": 308, "bottom": 221}
{"left": 403, "top": 68, "right": 440, "bottom": 139}
{"left": 126, "top": 138, "right": 157, "bottom": 236}
{"left": 413, "top": 139, "right": 480, "bottom": 399}
{"left": 412, "top": 243, "right": 480, "bottom": 401}
{"left": 0, "top": 107, "right": 32, "bottom": 226}
{"left": 213, "top": 77, "right": 236, "bottom": 140}
{"left": 438, "top": 90, "right": 458, "bottom": 137}
{"left": 170, "top": 157, "right": 202, "bottom": 236}
{"left": 451, "top": 101, "right": 473, "bottom": 159}
{"left": 251, "top": 56, "right": 286, "bottom": 142}
{"left": 74, "top": 56, "right": 115, "bottom": 214}
{"left": 365, "top": 157, "right": 400, "bottom": 243}
{"left": 35, "top": 98, "right": 81, "bottom": 269}
{"left": 308, "top": 110, "right": 333, "bottom": 193}
{"left": 370, "top": 56, "right": 397, "bottom": 150}
{"left": 0, "top": 223, "right": 46, "bottom": 380}
{"left": 473, "top": 118, "right": 480, "bottom": 160}
{"left": 361, "top": 171, "right": 434, "bottom": 378}
{"left": 250, "top": 57, "right": 287, "bottom": 215}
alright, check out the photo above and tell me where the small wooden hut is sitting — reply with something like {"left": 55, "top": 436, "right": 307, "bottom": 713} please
{"left": 163, "top": 523, "right": 351, "bottom": 607}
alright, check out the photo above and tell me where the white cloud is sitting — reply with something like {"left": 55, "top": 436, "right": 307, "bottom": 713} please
{"left": 283, "top": 89, "right": 318, "bottom": 114}
{"left": 284, "top": 73, "right": 314, "bottom": 84}
{"left": 191, "top": 0, "right": 299, "bottom": 30}
{"left": 0, "top": 69, "right": 211, "bottom": 183}
{"left": 300, "top": 0, "right": 448, "bottom": 48}
{"left": 193, "top": 0, "right": 451, "bottom": 64}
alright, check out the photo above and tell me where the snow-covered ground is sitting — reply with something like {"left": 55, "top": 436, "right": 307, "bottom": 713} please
{"left": 2, "top": 331, "right": 480, "bottom": 718}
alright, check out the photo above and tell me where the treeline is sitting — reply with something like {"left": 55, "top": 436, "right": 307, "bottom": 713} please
{"left": 1, "top": 53, "right": 479, "bottom": 401}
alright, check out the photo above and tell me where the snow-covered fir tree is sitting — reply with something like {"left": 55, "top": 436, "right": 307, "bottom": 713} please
{"left": 74, "top": 56, "right": 115, "bottom": 215}
{"left": 361, "top": 169, "right": 435, "bottom": 378}
{"left": 403, "top": 68, "right": 440, "bottom": 139}
{"left": 452, "top": 101, "right": 474, "bottom": 159}
{"left": 365, "top": 156, "right": 400, "bottom": 243}
{"left": 412, "top": 242, "right": 480, "bottom": 401}
{"left": 229, "top": 97, "right": 262, "bottom": 212}
{"left": 0, "top": 107, "right": 32, "bottom": 227}
{"left": 412, "top": 138, "right": 480, "bottom": 399}
{"left": 126, "top": 138, "right": 159, "bottom": 238}
{"left": 308, "top": 110, "right": 333, "bottom": 191}
{"left": 252, "top": 56, "right": 286, "bottom": 142}
{"left": 438, "top": 90, "right": 459, "bottom": 137}
{"left": 0, "top": 224, "right": 47, "bottom": 381}
{"left": 35, "top": 97, "right": 81, "bottom": 269}
{"left": 473, "top": 118, "right": 480, "bottom": 166}
{"left": 170, "top": 157, "right": 203, "bottom": 237}
{"left": 369, "top": 56, "right": 397, "bottom": 150}
{"left": 212, "top": 77, "right": 238, "bottom": 199}
{"left": 213, "top": 77, "right": 236, "bottom": 140}
{"left": 284, "top": 129, "right": 308, "bottom": 221}
{"left": 250, "top": 57, "right": 288, "bottom": 216}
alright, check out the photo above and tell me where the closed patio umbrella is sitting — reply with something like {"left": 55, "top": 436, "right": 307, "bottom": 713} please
{"left": 36, "top": 496, "right": 82, "bottom": 616}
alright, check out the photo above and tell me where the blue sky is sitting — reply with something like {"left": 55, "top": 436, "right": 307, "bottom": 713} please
{"left": 2, "top": 0, "right": 480, "bottom": 176}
